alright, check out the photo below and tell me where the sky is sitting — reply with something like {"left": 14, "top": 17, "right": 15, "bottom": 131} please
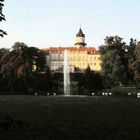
{"left": 0, "top": 0, "right": 140, "bottom": 49}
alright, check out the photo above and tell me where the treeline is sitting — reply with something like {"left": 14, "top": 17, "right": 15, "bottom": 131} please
{"left": 1, "top": 36, "right": 140, "bottom": 94}
{"left": 0, "top": 42, "right": 53, "bottom": 94}
{"left": 1, "top": 0, "right": 140, "bottom": 94}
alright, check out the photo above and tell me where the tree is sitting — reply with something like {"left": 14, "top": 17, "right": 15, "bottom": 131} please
{"left": 82, "top": 65, "right": 103, "bottom": 94}
{"left": 0, "top": 48, "right": 10, "bottom": 91}
{"left": 0, "top": 42, "right": 46, "bottom": 92}
{"left": 129, "top": 42, "right": 140, "bottom": 88}
{"left": 84, "top": 65, "right": 94, "bottom": 90}
{"left": 35, "top": 66, "right": 53, "bottom": 92}
{"left": 126, "top": 38, "right": 137, "bottom": 85}
{"left": 99, "top": 36, "right": 128, "bottom": 87}
{"left": 0, "top": 0, "right": 7, "bottom": 37}
{"left": 93, "top": 72, "right": 104, "bottom": 91}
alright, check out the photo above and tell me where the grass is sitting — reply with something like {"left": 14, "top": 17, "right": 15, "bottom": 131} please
{"left": 0, "top": 95, "right": 140, "bottom": 140}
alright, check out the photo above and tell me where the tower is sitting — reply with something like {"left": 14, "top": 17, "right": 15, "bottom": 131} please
{"left": 74, "top": 28, "right": 87, "bottom": 48}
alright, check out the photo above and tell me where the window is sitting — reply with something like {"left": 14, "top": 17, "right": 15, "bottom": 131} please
{"left": 90, "top": 56, "right": 92, "bottom": 60}
{"left": 98, "top": 56, "right": 100, "bottom": 60}
{"left": 54, "top": 55, "right": 58, "bottom": 60}
{"left": 70, "top": 56, "right": 73, "bottom": 60}
{"left": 61, "top": 55, "right": 63, "bottom": 60}
{"left": 46, "top": 56, "right": 49, "bottom": 61}
{"left": 51, "top": 55, "right": 54, "bottom": 60}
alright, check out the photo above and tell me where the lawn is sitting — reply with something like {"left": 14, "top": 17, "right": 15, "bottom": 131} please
{"left": 0, "top": 95, "right": 140, "bottom": 140}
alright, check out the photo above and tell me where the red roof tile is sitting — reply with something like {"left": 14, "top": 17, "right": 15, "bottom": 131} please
{"left": 42, "top": 47, "right": 97, "bottom": 54}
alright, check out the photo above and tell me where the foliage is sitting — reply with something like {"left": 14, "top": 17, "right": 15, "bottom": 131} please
{"left": 99, "top": 36, "right": 132, "bottom": 87}
{"left": 0, "top": 42, "right": 52, "bottom": 92}
{"left": 129, "top": 42, "right": 140, "bottom": 88}
{"left": 35, "top": 66, "right": 53, "bottom": 92}
{"left": 0, "top": 0, "right": 7, "bottom": 37}
{"left": 81, "top": 66, "right": 104, "bottom": 93}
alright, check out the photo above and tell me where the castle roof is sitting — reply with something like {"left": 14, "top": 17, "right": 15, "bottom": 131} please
{"left": 76, "top": 28, "right": 85, "bottom": 37}
{"left": 42, "top": 47, "right": 97, "bottom": 54}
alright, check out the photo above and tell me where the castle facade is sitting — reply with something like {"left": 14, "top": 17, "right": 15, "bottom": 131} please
{"left": 43, "top": 28, "right": 101, "bottom": 72}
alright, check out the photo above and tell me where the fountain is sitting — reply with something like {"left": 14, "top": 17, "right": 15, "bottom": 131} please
{"left": 64, "top": 50, "right": 70, "bottom": 95}
{"left": 63, "top": 50, "right": 86, "bottom": 97}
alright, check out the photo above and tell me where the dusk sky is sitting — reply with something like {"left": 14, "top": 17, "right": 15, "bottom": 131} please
{"left": 1, "top": 0, "right": 140, "bottom": 49}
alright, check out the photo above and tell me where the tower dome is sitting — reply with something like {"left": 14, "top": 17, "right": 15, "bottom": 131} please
{"left": 76, "top": 28, "right": 85, "bottom": 37}
{"left": 74, "top": 28, "right": 87, "bottom": 48}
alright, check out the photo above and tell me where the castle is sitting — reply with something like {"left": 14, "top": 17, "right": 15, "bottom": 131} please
{"left": 43, "top": 28, "right": 101, "bottom": 72}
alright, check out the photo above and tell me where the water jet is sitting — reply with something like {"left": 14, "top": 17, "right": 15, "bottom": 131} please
{"left": 64, "top": 50, "right": 70, "bottom": 95}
